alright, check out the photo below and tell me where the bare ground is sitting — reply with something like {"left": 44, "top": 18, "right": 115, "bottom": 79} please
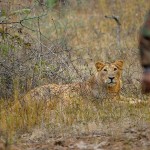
{"left": 4, "top": 120, "right": 150, "bottom": 150}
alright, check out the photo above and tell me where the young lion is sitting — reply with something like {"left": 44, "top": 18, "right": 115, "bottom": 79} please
{"left": 22, "top": 60, "right": 123, "bottom": 102}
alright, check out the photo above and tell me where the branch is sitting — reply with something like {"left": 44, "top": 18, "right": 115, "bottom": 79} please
{"left": 0, "top": 13, "right": 47, "bottom": 31}
{"left": 105, "top": 15, "right": 121, "bottom": 26}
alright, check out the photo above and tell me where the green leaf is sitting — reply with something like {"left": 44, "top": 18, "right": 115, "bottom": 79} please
{"left": 46, "top": 0, "right": 58, "bottom": 8}
{"left": 0, "top": 44, "right": 10, "bottom": 56}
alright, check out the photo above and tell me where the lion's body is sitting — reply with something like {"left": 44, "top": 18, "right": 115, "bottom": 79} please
{"left": 22, "top": 60, "right": 123, "bottom": 102}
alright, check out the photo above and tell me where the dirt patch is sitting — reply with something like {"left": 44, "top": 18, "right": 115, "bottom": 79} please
{"left": 17, "top": 121, "right": 150, "bottom": 150}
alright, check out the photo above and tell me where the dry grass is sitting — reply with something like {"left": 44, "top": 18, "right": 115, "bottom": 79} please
{"left": 0, "top": 96, "right": 150, "bottom": 144}
{"left": 0, "top": 0, "right": 150, "bottom": 146}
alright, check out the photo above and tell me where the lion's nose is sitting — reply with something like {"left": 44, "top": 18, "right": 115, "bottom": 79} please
{"left": 109, "top": 77, "right": 115, "bottom": 81}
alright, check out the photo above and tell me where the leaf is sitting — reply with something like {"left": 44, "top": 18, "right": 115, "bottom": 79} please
{"left": 46, "top": 0, "right": 58, "bottom": 8}
{"left": 0, "top": 44, "right": 10, "bottom": 56}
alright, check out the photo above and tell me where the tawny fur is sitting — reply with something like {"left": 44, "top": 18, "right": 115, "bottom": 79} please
{"left": 22, "top": 60, "right": 123, "bottom": 102}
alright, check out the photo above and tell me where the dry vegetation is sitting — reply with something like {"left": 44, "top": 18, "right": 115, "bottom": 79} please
{"left": 0, "top": 0, "right": 150, "bottom": 149}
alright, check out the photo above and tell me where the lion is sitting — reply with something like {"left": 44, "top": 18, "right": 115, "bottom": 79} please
{"left": 21, "top": 60, "right": 124, "bottom": 103}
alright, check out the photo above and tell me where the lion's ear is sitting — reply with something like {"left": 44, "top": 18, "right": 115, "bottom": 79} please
{"left": 114, "top": 60, "right": 124, "bottom": 70}
{"left": 95, "top": 62, "right": 105, "bottom": 71}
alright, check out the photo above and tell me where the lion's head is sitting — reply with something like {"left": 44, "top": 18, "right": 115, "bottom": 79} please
{"left": 95, "top": 60, "right": 124, "bottom": 89}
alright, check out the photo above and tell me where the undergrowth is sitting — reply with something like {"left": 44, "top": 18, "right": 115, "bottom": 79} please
{"left": 0, "top": 96, "right": 150, "bottom": 143}
{"left": 0, "top": 0, "right": 150, "bottom": 145}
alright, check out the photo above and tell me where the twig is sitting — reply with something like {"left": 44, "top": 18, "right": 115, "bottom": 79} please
{"left": 105, "top": 15, "right": 121, "bottom": 26}
{"left": 0, "top": 13, "right": 47, "bottom": 32}
{"left": 105, "top": 15, "right": 121, "bottom": 48}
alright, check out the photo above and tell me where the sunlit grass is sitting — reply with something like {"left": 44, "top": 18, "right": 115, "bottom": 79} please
{"left": 1, "top": 95, "right": 150, "bottom": 143}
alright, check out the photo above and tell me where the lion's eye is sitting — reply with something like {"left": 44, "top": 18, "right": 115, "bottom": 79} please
{"left": 114, "top": 68, "right": 117, "bottom": 71}
{"left": 103, "top": 69, "right": 107, "bottom": 72}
